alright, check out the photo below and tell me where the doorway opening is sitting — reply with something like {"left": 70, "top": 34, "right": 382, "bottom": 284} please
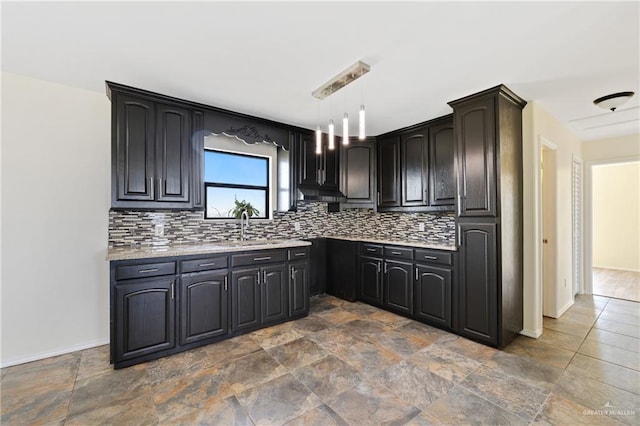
{"left": 590, "top": 160, "right": 640, "bottom": 302}
{"left": 541, "top": 144, "right": 558, "bottom": 317}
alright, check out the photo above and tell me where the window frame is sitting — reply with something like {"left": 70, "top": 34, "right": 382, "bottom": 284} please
{"left": 203, "top": 148, "right": 270, "bottom": 220}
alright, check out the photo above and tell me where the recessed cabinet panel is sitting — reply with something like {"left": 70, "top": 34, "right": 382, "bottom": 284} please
{"left": 116, "top": 278, "right": 175, "bottom": 360}
{"left": 456, "top": 99, "right": 496, "bottom": 217}
{"left": 384, "top": 260, "right": 413, "bottom": 315}
{"left": 179, "top": 271, "right": 228, "bottom": 345}
{"left": 298, "top": 131, "right": 319, "bottom": 187}
{"left": 289, "top": 262, "right": 309, "bottom": 317}
{"left": 459, "top": 223, "right": 497, "bottom": 344}
{"left": 115, "top": 95, "right": 155, "bottom": 201}
{"left": 429, "top": 122, "right": 455, "bottom": 206}
{"left": 261, "top": 264, "right": 287, "bottom": 324}
{"left": 415, "top": 264, "right": 451, "bottom": 327}
{"left": 231, "top": 268, "right": 261, "bottom": 332}
{"left": 401, "top": 131, "right": 428, "bottom": 206}
{"left": 360, "top": 256, "right": 383, "bottom": 305}
{"left": 156, "top": 104, "right": 191, "bottom": 202}
{"left": 377, "top": 137, "right": 401, "bottom": 207}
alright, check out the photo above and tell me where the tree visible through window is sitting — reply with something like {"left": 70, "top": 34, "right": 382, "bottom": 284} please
{"left": 204, "top": 150, "right": 269, "bottom": 219}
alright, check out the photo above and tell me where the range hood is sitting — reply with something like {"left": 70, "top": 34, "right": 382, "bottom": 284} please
{"left": 297, "top": 186, "right": 346, "bottom": 202}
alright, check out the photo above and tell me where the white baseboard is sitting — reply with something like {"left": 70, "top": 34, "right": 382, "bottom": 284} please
{"left": 520, "top": 328, "right": 543, "bottom": 338}
{"left": 0, "top": 338, "right": 109, "bottom": 369}
{"left": 556, "top": 298, "right": 574, "bottom": 318}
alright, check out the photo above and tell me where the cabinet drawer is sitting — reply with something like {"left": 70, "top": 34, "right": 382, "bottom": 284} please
{"left": 361, "top": 244, "right": 383, "bottom": 257}
{"left": 288, "top": 247, "right": 308, "bottom": 261}
{"left": 415, "top": 249, "right": 452, "bottom": 266}
{"left": 115, "top": 261, "right": 176, "bottom": 280}
{"left": 384, "top": 246, "right": 414, "bottom": 261}
{"left": 181, "top": 256, "right": 228, "bottom": 273}
{"left": 232, "top": 250, "right": 286, "bottom": 267}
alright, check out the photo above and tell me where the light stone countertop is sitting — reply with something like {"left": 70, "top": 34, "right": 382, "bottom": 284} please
{"left": 107, "top": 239, "right": 312, "bottom": 261}
{"left": 107, "top": 235, "right": 456, "bottom": 262}
{"left": 324, "top": 235, "right": 457, "bottom": 251}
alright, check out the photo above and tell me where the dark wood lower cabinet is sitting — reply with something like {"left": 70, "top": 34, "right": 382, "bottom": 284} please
{"left": 289, "top": 262, "right": 309, "bottom": 317}
{"left": 458, "top": 222, "right": 498, "bottom": 345}
{"left": 360, "top": 256, "right": 383, "bottom": 305}
{"left": 179, "top": 271, "right": 228, "bottom": 345}
{"left": 231, "top": 267, "right": 261, "bottom": 332}
{"left": 261, "top": 264, "right": 287, "bottom": 324}
{"left": 415, "top": 264, "right": 452, "bottom": 328}
{"left": 326, "top": 239, "right": 358, "bottom": 302}
{"left": 384, "top": 260, "right": 413, "bottom": 315}
{"left": 115, "top": 277, "right": 175, "bottom": 361}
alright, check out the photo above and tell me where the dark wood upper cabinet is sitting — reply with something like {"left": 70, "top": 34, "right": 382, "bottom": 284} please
{"left": 321, "top": 142, "right": 340, "bottom": 189}
{"left": 401, "top": 129, "right": 429, "bottom": 206}
{"left": 340, "top": 139, "right": 376, "bottom": 208}
{"left": 155, "top": 103, "right": 191, "bottom": 203}
{"left": 453, "top": 97, "right": 496, "bottom": 217}
{"left": 377, "top": 136, "right": 401, "bottom": 208}
{"left": 191, "top": 110, "right": 205, "bottom": 210}
{"left": 376, "top": 115, "right": 454, "bottom": 212}
{"left": 297, "top": 130, "right": 320, "bottom": 187}
{"left": 429, "top": 118, "right": 455, "bottom": 207}
{"left": 113, "top": 94, "right": 156, "bottom": 202}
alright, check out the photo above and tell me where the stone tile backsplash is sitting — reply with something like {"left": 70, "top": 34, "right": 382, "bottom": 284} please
{"left": 108, "top": 202, "right": 456, "bottom": 247}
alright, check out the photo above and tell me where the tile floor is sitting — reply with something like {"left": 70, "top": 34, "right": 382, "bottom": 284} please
{"left": 593, "top": 268, "right": 640, "bottom": 302}
{"left": 2, "top": 294, "right": 639, "bottom": 425}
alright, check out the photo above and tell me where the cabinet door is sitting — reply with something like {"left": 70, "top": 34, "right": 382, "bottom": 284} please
{"left": 115, "top": 277, "right": 175, "bottom": 361}
{"left": 298, "top": 131, "right": 320, "bottom": 187}
{"left": 191, "top": 110, "right": 205, "bottom": 209}
{"left": 341, "top": 141, "right": 376, "bottom": 206}
{"left": 429, "top": 119, "right": 455, "bottom": 207}
{"left": 377, "top": 136, "right": 401, "bottom": 207}
{"left": 179, "top": 271, "right": 228, "bottom": 345}
{"left": 415, "top": 264, "right": 452, "bottom": 327}
{"left": 231, "top": 268, "right": 261, "bottom": 332}
{"left": 289, "top": 262, "right": 309, "bottom": 317}
{"left": 113, "top": 94, "right": 156, "bottom": 202}
{"left": 384, "top": 260, "right": 413, "bottom": 315}
{"left": 455, "top": 97, "right": 497, "bottom": 217}
{"left": 156, "top": 103, "right": 191, "bottom": 203}
{"left": 261, "top": 264, "right": 288, "bottom": 324}
{"left": 458, "top": 222, "right": 498, "bottom": 345}
{"left": 360, "top": 256, "right": 383, "bottom": 305}
{"left": 321, "top": 142, "right": 340, "bottom": 189}
{"left": 401, "top": 130, "right": 429, "bottom": 206}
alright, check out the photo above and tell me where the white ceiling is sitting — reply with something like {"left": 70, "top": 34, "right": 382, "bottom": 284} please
{"left": 2, "top": 1, "right": 639, "bottom": 141}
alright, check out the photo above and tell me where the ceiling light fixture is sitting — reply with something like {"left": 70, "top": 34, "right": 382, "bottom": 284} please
{"left": 315, "top": 99, "right": 322, "bottom": 155}
{"left": 593, "top": 91, "right": 635, "bottom": 112}
{"left": 313, "top": 61, "right": 370, "bottom": 150}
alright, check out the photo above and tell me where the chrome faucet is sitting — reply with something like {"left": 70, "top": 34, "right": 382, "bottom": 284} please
{"left": 240, "top": 210, "right": 250, "bottom": 241}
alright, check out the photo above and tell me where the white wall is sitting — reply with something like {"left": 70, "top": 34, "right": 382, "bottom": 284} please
{"left": 1, "top": 72, "right": 110, "bottom": 366}
{"left": 522, "top": 101, "right": 583, "bottom": 336}
{"left": 592, "top": 162, "right": 640, "bottom": 271}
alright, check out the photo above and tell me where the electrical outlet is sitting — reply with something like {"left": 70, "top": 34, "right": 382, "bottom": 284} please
{"left": 294, "top": 222, "right": 301, "bottom": 231}
{"left": 418, "top": 223, "right": 425, "bottom": 232}
{"left": 154, "top": 224, "right": 164, "bottom": 237}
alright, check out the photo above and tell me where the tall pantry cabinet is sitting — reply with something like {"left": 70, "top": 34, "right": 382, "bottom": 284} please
{"left": 449, "top": 85, "right": 526, "bottom": 348}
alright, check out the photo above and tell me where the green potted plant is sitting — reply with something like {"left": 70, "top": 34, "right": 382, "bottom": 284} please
{"left": 229, "top": 198, "right": 259, "bottom": 219}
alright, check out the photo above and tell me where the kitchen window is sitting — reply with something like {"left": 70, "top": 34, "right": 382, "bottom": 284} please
{"left": 204, "top": 149, "right": 269, "bottom": 219}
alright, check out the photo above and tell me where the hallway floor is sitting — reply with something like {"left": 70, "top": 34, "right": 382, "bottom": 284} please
{"left": 2, "top": 295, "right": 639, "bottom": 425}
{"left": 593, "top": 267, "right": 640, "bottom": 302}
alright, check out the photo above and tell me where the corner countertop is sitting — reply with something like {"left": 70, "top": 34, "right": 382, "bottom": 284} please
{"left": 107, "top": 239, "right": 312, "bottom": 261}
{"left": 324, "top": 235, "right": 457, "bottom": 252}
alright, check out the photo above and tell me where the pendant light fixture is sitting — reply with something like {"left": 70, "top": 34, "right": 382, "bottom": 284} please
{"left": 312, "top": 60, "right": 370, "bottom": 146}
{"left": 315, "top": 100, "right": 322, "bottom": 154}
{"left": 343, "top": 87, "right": 349, "bottom": 145}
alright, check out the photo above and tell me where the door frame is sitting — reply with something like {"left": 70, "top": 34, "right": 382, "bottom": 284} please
{"left": 539, "top": 138, "right": 558, "bottom": 318}
{"left": 584, "top": 156, "right": 640, "bottom": 295}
